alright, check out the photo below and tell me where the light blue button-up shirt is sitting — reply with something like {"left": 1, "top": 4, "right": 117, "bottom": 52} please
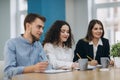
{"left": 4, "top": 35, "right": 48, "bottom": 79}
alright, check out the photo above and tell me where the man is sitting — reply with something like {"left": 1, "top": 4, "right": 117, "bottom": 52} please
{"left": 4, "top": 13, "right": 49, "bottom": 79}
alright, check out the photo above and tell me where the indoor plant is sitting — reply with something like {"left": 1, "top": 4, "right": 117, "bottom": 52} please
{"left": 110, "top": 42, "right": 120, "bottom": 68}
{"left": 110, "top": 42, "right": 120, "bottom": 57}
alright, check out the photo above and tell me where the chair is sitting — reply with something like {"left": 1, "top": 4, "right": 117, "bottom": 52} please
{"left": 0, "top": 61, "right": 4, "bottom": 80}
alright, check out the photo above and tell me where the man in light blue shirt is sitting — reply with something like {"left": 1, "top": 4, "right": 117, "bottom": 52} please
{"left": 4, "top": 13, "right": 49, "bottom": 79}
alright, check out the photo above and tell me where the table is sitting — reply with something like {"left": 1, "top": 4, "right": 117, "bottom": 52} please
{"left": 12, "top": 67, "right": 120, "bottom": 80}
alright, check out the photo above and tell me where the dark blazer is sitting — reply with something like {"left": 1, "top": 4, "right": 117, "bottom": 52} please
{"left": 73, "top": 38, "right": 110, "bottom": 64}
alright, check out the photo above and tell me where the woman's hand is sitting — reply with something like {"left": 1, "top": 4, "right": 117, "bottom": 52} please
{"left": 109, "top": 60, "right": 114, "bottom": 65}
{"left": 71, "top": 62, "right": 79, "bottom": 69}
{"left": 88, "top": 60, "right": 98, "bottom": 66}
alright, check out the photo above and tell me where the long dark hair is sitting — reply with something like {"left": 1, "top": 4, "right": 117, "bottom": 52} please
{"left": 43, "top": 20, "right": 74, "bottom": 48}
{"left": 85, "top": 19, "right": 104, "bottom": 42}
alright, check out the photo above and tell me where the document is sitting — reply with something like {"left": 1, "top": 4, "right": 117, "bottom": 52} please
{"left": 87, "top": 64, "right": 102, "bottom": 69}
{"left": 75, "top": 64, "right": 102, "bottom": 70}
{"left": 43, "top": 69, "right": 71, "bottom": 74}
{"left": 99, "top": 68, "right": 109, "bottom": 71}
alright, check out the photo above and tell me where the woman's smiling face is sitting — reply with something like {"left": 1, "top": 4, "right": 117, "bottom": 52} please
{"left": 92, "top": 23, "right": 103, "bottom": 39}
{"left": 60, "top": 25, "right": 70, "bottom": 43}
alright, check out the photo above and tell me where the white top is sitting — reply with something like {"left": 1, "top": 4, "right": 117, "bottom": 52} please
{"left": 89, "top": 39, "right": 103, "bottom": 59}
{"left": 44, "top": 43, "right": 73, "bottom": 69}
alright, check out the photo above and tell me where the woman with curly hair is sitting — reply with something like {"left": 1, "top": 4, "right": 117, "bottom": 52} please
{"left": 43, "top": 20, "right": 78, "bottom": 70}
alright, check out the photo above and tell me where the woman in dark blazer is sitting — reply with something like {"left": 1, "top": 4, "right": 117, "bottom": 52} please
{"left": 73, "top": 19, "right": 114, "bottom": 66}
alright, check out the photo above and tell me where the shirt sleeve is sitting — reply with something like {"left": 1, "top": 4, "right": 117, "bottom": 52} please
{"left": 44, "top": 43, "right": 73, "bottom": 69}
{"left": 4, "top": 39, "right": 24, "bottom": 79}
{"left": 38, "top": 42, "right": 52, "bottom": 70}
{"left": 38, "top": 42, "right": 48, "bottom": 61}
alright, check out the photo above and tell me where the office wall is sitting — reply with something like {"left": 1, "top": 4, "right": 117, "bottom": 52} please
{"left": 0, "top": 0, "right": 10, "bottom": 60}
{"left": 66, "top": 0, "right": 88, "bottom": 44}
{"left": 74, "top": 0, "right": 88, "bottom": 43}
{"left": 28, "top": 0, "right": 65, "bottom": 42}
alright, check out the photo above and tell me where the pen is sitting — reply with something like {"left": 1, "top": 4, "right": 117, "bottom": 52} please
{"left": 87, "top": 55, "right": 93, "bottom": 61}
{"left": 40, "top": 55, "right": 44, "bottom": 60}
{"left": 40, "top": 55, "right": 49, "bottom": 62}
{"left": 77, "top": 53, "right": 81, "bottom": 59}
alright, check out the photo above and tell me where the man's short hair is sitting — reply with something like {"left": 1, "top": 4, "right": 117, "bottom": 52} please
{"left": 24, "top": 13, "right": 46, "bottom": 30}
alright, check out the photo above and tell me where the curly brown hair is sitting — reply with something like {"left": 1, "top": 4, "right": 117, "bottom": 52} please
{"left": 43, "top": 20, "right": 74, "bottom": 48}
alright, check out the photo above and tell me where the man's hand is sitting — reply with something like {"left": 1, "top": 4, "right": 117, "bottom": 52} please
{"left": 23, "top": 61, "right": 48, "bottom": 73}
{"left": 33, "top": 61, "right": 48, "bottom": 72}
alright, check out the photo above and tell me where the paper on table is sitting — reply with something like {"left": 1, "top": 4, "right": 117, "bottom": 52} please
{"left": 87, "top": 65, "right": 96, "bottom": 69}
{"left": 100, "top": 68, "right": 109, "bottom": 71}
{"left": 75, "top": 64, "right": 102, "bottom": 70}
{"left": 87, "top": 64, "right": 102, "bottom": 69}
{"left": 43, "top": 69, "right": 71, "bottom": 74}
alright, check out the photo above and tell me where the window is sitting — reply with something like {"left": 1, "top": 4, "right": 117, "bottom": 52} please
{"left": 95, "top": 0, "right": 120, "bottom": 4}
{"left": 90, "top": 0, "right": 120, "bottom": 45}
{"left": 17, "top": 0, "right": 27, "bottom": 35}
{"left": 10, "top": 0, "right": 27, "bottom": 38}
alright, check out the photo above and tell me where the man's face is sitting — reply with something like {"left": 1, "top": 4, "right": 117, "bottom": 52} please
{"left": 29, "top": 18, "right": 44, "bottom": 41}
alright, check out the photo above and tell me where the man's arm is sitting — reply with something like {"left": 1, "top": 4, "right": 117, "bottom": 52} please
{"left": 4, "top": 39, "right": 24, "bottom": 79}
{"left": 23, "top": 61, "right": 48, "bottom": 73}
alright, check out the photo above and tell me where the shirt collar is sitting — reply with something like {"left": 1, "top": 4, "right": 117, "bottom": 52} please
{"left": 89, "top": 38, "right": 103, "bottom": 46}
{"left": 20, "top": 34, "right": 37, "bottom": 45}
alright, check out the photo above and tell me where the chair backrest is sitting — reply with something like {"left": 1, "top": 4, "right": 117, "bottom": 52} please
{"left": 0, "top": 61, "right": 4, "bottom": 80}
